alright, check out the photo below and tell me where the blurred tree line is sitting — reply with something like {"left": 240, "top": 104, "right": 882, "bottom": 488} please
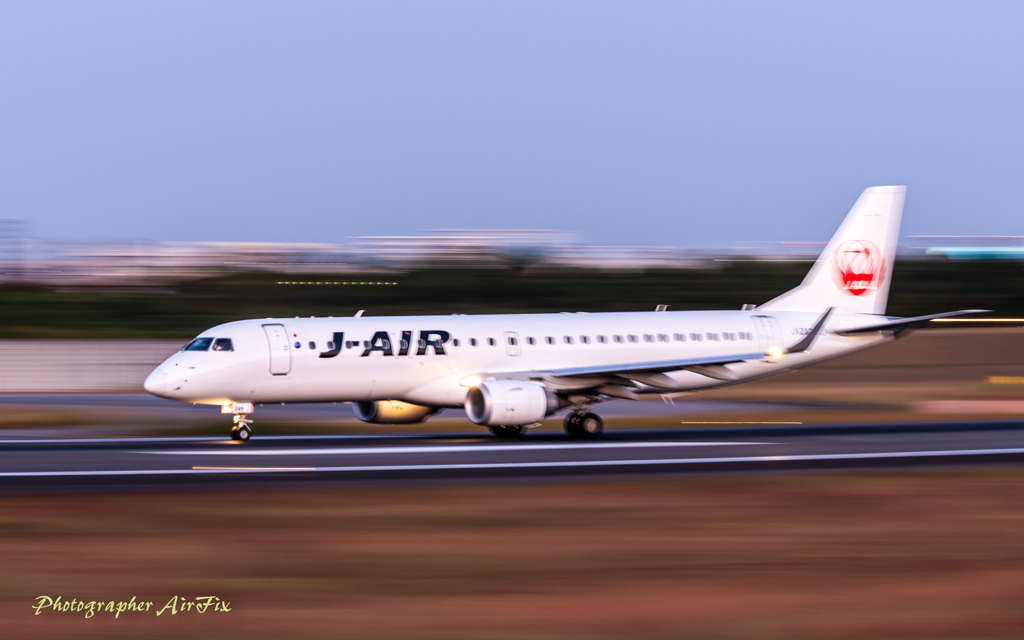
{"left": 0, "top": 259, "right": 1020, "bottom": 338}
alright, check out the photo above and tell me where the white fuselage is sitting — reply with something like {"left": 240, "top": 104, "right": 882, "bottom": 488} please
{"left": 144, "top": 309, "right": 890, "bottom": 408}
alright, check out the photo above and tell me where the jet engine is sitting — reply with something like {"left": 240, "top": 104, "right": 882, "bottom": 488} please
{"left": 354, "top": 400, "right": 435, "bottom": 424}
{"left": 465, "top": 380, "right": 560, "bottom": 426}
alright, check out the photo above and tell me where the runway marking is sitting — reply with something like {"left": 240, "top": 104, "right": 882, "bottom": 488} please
{"left": 680, "top": 421, "right": 802, "bottom": 425}
{"left": 139, "top": 442, "right": 773, "bottom": 456}
{"left": 0, "top": 434, "right": 450, "bottom": 445}
{"left": 0, "top": 436, "right": 225, "bottom": 444}
{"left": 193, "top": 467, "right": 316, "bottom": 471}
{"left": 3, "top": 447, "right": 1024, "bottom": 477}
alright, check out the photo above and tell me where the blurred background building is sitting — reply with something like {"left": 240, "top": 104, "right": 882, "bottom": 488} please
{"left": 0, "top": 216, "right": 1022, "bottom": 288}
{"left": 0, "top": 221, "right": 1021, "bottom": 287}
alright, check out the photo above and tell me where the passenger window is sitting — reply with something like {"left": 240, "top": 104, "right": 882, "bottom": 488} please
{"left": 546, "top": 336, "right": 554, "bottom": 345}
{"left": 614, "top": 335, "right": 623, "bottom": 343}
{"left": 418, "top": 339, "right": 426, "bottom": 350}
{"left": 643, "top": 334, "right": 653, "bottom": 342}
{"left": 471, "top": 338, "right": 478, "bottom": 346}
{"left": 580, "top": 336, "right": 590, "bottom": 344}
{"left": 212, "top": 338, "right": 233, "bottom": 352}
{"left": 308, "top": 341, "right": 316, "bottom": 350}
{"left": 184, "top": 338, "right": 214, "bottom": 351}
{"left": 364, "top": 340, "right": 371, "bottom": 349}
{"left": 509, "top": 337, "right": 517, "bottom": 346}
{"left": 674, "top": 333, "right": 686, "bottom": 342}
{"left": 597, "top": 335, "right": 607, "bottom": 344}
{"left": 527, "top": 337, "right": 535, "bottom": 345}
{"left": 452, "top": 338, "right": 460, "bottom": 347}
{"left": 488, "top": 338, "right": 496, "bottom": 346}
{"left": 400, "top": 339, "right": 409, "bottom": 350}
{"left": 327, "top": 341, "right": 335, "bottom": 351}
{"left": 628, "top": 335, "right": 638, "bottom": 343}
{"left": 695, "top": 334, "right": 703, "bottom": 342}
{"left": 658, "top": 334, "right": 668, "bottom": 342}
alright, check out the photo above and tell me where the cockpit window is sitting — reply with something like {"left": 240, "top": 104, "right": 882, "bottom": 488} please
{"left": 184, "top": 337, "right": 214, "bottom": 351}
{"left": 212, "top": 338, "right": 234, "bottom": 352}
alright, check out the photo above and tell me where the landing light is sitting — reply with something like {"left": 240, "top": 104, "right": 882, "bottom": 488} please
{"left": 767, "top": 347, "right": 783, "bottom": 358}
{"left": 459, "top": 376, "right": 482, "bottom": 388}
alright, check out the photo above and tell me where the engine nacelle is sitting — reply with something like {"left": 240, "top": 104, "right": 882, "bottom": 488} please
{"left": 354, "top": 400, "right": 435, "bottom": 424}
{"left": 465, "top": 380, "right": 560, "bottom": 426}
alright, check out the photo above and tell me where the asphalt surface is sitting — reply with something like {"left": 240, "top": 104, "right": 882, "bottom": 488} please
{"left": 3, "top": 419, "right": 1024, "bottom": 490}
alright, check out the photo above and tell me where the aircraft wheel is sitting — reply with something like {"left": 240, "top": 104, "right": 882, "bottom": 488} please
{"left": 579, "top": 413, "right": 603, "bottom": 437}
{"left": 567, "top": 412, "right": 603, "bottom": 439}
{"left": 232, "top": 425, "right": 252, "bottom": 441}
{"left": 489, "top": 425, "right": 524, "bottom": 438}
{"left": 564, "top": 413, "right": 583, "bottom": 438}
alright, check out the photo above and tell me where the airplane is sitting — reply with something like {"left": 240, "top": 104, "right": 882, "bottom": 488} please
{"left": 143, "top": 186, "right": 984, "bottom": 441}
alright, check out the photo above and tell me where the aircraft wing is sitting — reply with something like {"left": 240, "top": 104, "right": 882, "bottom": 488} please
{"left": 835, "top": 309, "right": 989, "bottom": 335}
{"left": 551, "top": 351, "right": 767, "bottom": 378}
{"left": 549, "top": 306, "right": 832, "bottom": 378}
{"left": 483, "top": 307, "right": 832, "bottom": 392}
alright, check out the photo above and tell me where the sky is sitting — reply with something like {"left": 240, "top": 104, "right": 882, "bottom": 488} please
{"left": 1, "top": 0, "right": 1023, "bottom": 247}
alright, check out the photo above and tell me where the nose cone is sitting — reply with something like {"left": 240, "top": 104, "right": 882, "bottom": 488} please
{"left": 144, "top": 367, "right": 168, "bottom": 397}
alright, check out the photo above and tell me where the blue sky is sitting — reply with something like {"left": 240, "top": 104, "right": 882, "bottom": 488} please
{"left": 1, "top": 1, "right": 1022, "bottom": 246}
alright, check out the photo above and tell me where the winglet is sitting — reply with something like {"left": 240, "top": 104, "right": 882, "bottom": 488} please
{"left": 784, "top": 307, "right": 834, "bottom": 354}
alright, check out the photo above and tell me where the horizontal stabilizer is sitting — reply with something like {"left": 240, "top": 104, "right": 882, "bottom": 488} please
{"left": 835, "top": 309, "right": 990, "bottom": 335}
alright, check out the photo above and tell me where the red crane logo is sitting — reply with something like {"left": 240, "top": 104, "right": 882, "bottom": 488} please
{"left": 832, "top": 239, "right": 884, "bottom": 296}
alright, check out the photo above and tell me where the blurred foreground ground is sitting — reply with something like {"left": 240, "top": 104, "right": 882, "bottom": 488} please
{"left": 5, "top": 471, "right": 1024, "bottom": 639}
{"left": 2, "top": 327, "right": 1023, "bottom": 638}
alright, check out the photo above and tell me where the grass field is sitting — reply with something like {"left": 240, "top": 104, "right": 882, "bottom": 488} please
{"left": 5, "top": 471, "right": 1024, "bottom": 639}
{"left": 1, "top": 259, "right": 1023, "bottom": 338}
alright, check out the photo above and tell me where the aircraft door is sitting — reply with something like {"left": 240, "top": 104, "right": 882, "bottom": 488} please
{"left": 263, "top": 323, "right": 292, "bottom": 375}
{"left": 751, "top": 315, "right": 783, "bottom": 353}
{"left": 504, "top": 331, "right": 521, "bottom": 357}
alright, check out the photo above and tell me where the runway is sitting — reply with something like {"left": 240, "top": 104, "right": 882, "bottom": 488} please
{"left": 3, "top": 419, "right": 1024, "bottom": 489}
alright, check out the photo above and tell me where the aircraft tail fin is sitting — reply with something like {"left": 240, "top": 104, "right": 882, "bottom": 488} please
{"left": 759, "top": 186, "right": 905, "bottom": 315}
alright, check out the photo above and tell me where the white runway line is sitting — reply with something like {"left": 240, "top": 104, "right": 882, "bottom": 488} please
{"left": 0, "top": 436, "right": 225, "bottom": 444}
{"left": 139, "top": 441, "right": 773, "bottom": 456}
{"left": 2, "top": 447, "right": 1024, "bottom": 477}
{"left": 0, "top": 434, "right": 439, "bottom": 445}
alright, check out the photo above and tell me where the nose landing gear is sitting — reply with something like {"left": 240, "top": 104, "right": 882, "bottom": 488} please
{"left": 231, "top": 415, "right": 252, "bottom": 441}
{"left": 565, "top": 411, "right": 603, "bottom": 438}
{"left": 224, "top": 402, "right": 255, "bottom": 441}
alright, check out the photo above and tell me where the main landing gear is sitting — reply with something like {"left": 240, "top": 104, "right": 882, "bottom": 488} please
{"left": 565, "top": 411, "right": 604, "bottom": 439}
{"left": 488, "top": 425, "right": 524, "bottom": 438}
{"left": 484, "top": 411, "right": 604, "bottom": 440}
